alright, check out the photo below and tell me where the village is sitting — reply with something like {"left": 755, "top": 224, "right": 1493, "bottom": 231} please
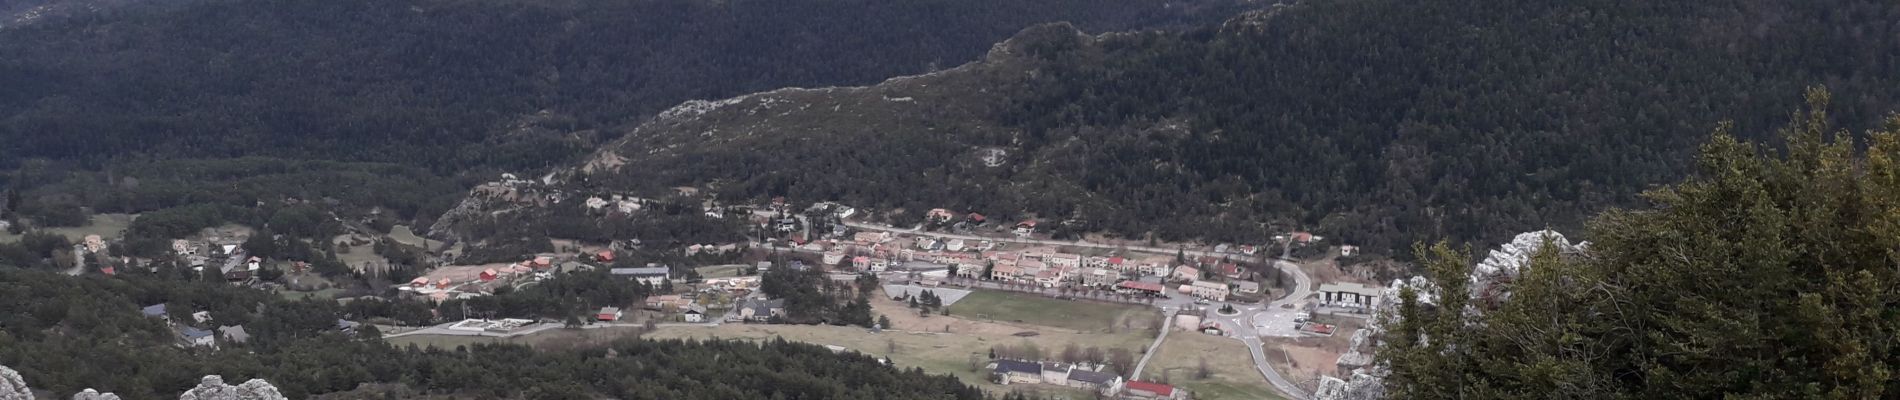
{"left": 9, "top": 178, "right": 1400, "bottom": 400}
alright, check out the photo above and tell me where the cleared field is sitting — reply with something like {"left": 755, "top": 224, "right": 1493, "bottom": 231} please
{"left": 1147, "top": 331, "right": 1285, "bottom": 400}
{"left": 695, "top": 264, "right": 748, "bottom": 279}
{"left": 947, "top": 289, "right": 1159, "bottom": 333}
{"left": 646, "top": 322, "right": 1142, "bottom": 398}
{"left": 0, "top": 213, "right": 136, "bottom": 243}
{"left": 387, "top": 225, "right": 442, "bottom": 250}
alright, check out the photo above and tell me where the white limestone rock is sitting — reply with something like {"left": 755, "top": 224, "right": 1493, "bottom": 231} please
{"left": 177, "top": 376, "right": 286, "bottom": 400}
{"left": 0, "top": 364, "right": 31, "bottom": 400}
{"left": 70, "top": 389, "right": 119, "bottom": 400}
{"left": 1314, "top": 369, "right": 1388, "bottom": 400}
{"left": 1472, "top": 230, "right": 1586, "bottom": 283}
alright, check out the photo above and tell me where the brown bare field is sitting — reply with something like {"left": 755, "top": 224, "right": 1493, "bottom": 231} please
{"left": 1147, "top": 332, "right": 1285, "bottom": 400}
{"left": 1262, "top": 314, "right": 1368, "bottom": 392}
{"left": 642, "top": 292, "right": 1157, "bottom": 397}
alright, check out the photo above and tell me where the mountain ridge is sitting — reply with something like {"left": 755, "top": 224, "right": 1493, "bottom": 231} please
{"left": 559, "top": 0, "right": 1900, "bottom": 254}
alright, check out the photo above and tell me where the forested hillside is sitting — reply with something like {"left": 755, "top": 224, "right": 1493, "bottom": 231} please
{"left": 583, "top": 0, "right": 1900, "bottom": 254}
{"left": 0, "top": 0, "right": 1250, "bottom": 173}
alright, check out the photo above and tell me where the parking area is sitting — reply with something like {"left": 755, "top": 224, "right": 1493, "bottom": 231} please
{"left": 1252, "top": 301, "right": 1309, "bottom": 338}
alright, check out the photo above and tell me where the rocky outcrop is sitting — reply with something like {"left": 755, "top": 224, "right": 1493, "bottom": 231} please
{"left": 0, "top": 365, "right": 28, "bottom": 400}
{"left": 177, "top": 376, "right": 286, "bottom": 400}
{"left": 1470, "top": 230, "right": 1587, "bottom": 298}
{"left": 1315, "top": 369, "right": 1387, "bottom": 400}
{"left": 1336, "top": 231, "right": 1589, "bottom": 400}
{"left": 69, "top": 389, "right": 119, "bottom": 400}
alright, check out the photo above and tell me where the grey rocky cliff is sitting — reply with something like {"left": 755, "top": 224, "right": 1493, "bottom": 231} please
{"left": 0, "top": 364, "right": 283, "bottom": 400}
{"left": 0, "top": 364, "right": 30, "bottom": 400}
{"left": 178, "top": 376, "right": 286, "bottom": 400}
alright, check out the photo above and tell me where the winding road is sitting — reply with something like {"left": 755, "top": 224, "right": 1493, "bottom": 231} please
{"left": 843, "top": 220, "right": 1316, "bottom": 400}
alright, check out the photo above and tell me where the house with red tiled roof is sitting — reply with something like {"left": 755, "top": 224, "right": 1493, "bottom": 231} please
{"left": 926, "top": 208, "right": 955, "bottom": 222}
{"left": 1014, "top": 220, "right": 1037, "bottom": 237}
{"left": 1217, "top": 263, "right": 1249, "bottom": 280}
{"left": 1034, "top": 270, "right": 1062, "bottom": 287}
{"left": 1117, "top": 280, "right": 1166, "bottom": 295}
{"left": 991, "top": 263, "right": 1023, "bottom": 281}
{"left": 1124, "top": 380, "right": 1181, "bottom": 399}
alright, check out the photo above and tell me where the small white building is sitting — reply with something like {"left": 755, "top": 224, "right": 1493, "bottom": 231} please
{"left": 684, "top": 306, "right": 706, "bottom": 323}
{"left": 1318, "top": 282, "right": 1382, "bottom": 309}
{"left": 1185, "top": 280, "right": 1230, "bottom": 302}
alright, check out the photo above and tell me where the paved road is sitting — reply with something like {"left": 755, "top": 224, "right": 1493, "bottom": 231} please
{"left": 1131, "top": 308, "right": 1177, "bottom": 379}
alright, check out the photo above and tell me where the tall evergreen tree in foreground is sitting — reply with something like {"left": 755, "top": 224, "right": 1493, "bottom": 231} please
{"left": 1381, "top": 88, "right": 1900, "bottom": 399}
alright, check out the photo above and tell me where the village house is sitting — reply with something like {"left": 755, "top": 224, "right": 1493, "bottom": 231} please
{"left": 142, "top": 303, "right": 169, "bottom": 321}
{"left": 990, "top": 262, "right": 1023, "bottom": 281}
{"left": 1186, "top": 280, "right": 1230, "bottom": 301}
{"left": 851, "top": 256, "right": 872, "bottom": 271}
{"left": 957, "top": 262, "right": 985, "bottom": 278}
{"left": 993, "top": 360, "right": 1043, "bottom": 384}
{"left": 1082, "top": 268, "right": 1120, "bottom": 287}
{"left": 1171, "top": 265, "right": 1201, "bottom": 281}
{"left": 218, "top": 325, "right": 250, "bottom": 344}
{"left": 597, "top": 307, "right": 623, "bottom": 322}
{"left": 1124, "top": 380, "right": 1182, "bottom": 399}
{"left": 1319, "top": 282, "right": 1383, "bottom": 310}
{"left": 1039, "top": 362, "right": 1073, "bottom": 384}
{"left": 926, "top": 208, "right": 956, "bottom": 222}
{"left": 1046, "top": 253, "right": 1082, "bottom": 269}
{"left": 869, "top": 258, "right": 890, "bottom": 272}
{"left": 738, "top": 298, "right": 785, "bottom": 322}
{"left": 644, "top": 295, "right": 691, "bottom": 311}
{"left": 1340, "top": 245, "right": 1360, "bottom": 257}
{"left": 683, "top": 306, "right": 706, "bottom": 323}
{"left": 853, "top": 231, "right": 893, "bottom": 244}
{"left": 610, "top": 266, "right": 672, "bottom": 286}
{"left": 1217, "top": 263, "right": 1249, "bottom": 280}
{"left": 945, "top": 239, "right": 966, "bottom": 252}
{"left": 1234, "top": 280, "right": 1261, "bottom": 295}
{"left": 180, "top": 327, "right": 216, "bottom": 348}
{"left": 1014, "top": 220, "right": 1037, "bottom": 237}
{"left": 1017, "top": 259, "right": 1048, "bottom": 276}
{"left": 1116, "top": 281, "right": 1167, "bottom": 296}
{"left": 1034, "top": 270, "right": 1063, "bottom": 287}
{"left": 1065, "top": 369, "right": 1124, "bottom": 394}
{"left": 822, "top": 250, "right": 846, "bottom": 266}
{"left": 82, "top": 234, "right": 106, "bottom": 253}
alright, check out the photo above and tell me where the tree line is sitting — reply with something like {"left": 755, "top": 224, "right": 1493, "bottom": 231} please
{"left": 1378, "top": 90, "right": 1900, "bottom": 398}
{"left": 0, "top": 267, "right": 1031, "bottom": 399}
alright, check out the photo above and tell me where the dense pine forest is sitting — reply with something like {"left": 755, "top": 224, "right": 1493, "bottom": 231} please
{"left": 0, "top": 0, "right": 1254, "bottom": 236}
{"left": 0, "top": 0, "right": 1249, "bottom": 170}
{"left": 1377, "top": 91, "right": 1900, "bottom": 399}
{"left": 590, "top": 0, "right": 1900, "bottom": 255}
